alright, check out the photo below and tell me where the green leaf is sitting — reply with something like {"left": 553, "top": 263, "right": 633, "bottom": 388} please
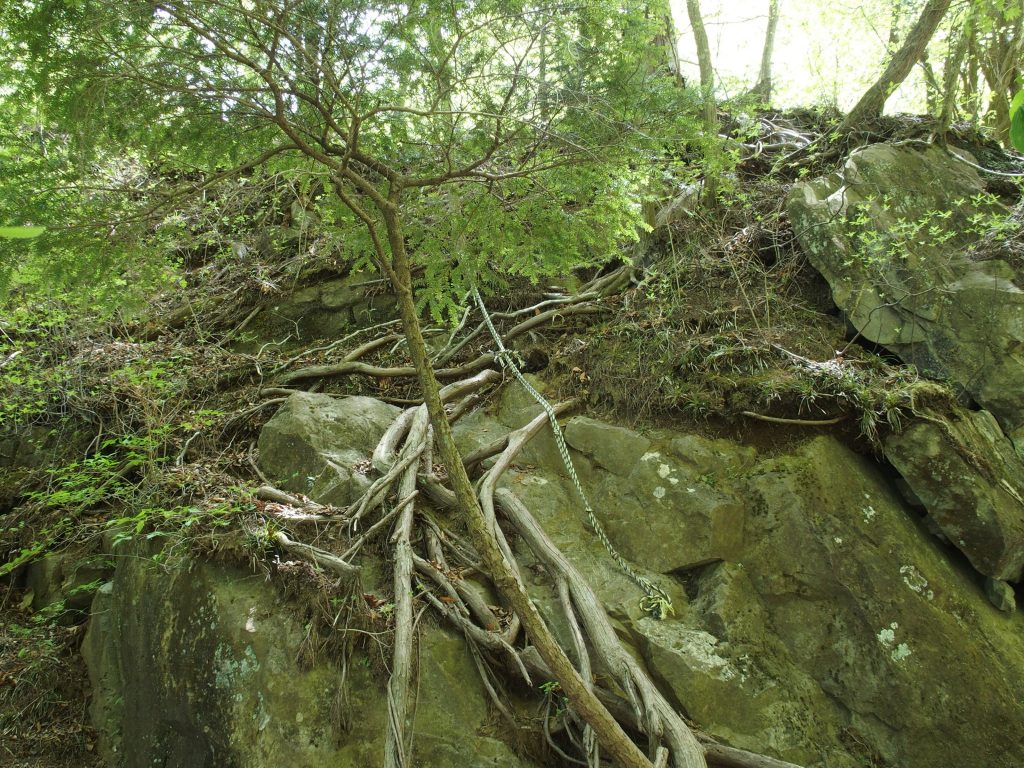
{"left": 0, "top": 226, "right": 46, "bottom": 239}
{"left": 1011, "top": 91, "right": 1024, "bottom": 153}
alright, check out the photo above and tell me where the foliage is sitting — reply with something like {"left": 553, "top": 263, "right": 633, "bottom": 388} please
{"left": 0, "top": 226, "right": 45, "bottom": 239}
{"left": 838, "top": 188, "right": 1021, "bottom": 286}
{"left": 2, "top": 0, "right": 699, "bottom": 320}
{"left": 1011, "top": 90, "right": 1024, "bottom": 152}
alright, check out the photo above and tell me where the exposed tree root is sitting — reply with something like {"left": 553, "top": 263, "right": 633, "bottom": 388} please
{"left": 741, "top": 411, "right": 846, "bottom": 426}
{"left": 278, "top": 289, "right": 610, "bottom": 386}
{"left": 258, "top": 270, "right": 803, "bottom": 768}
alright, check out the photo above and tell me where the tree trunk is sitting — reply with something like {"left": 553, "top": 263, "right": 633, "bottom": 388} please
{"left": 684, "top": 0, "right": 718, "bottom": 202}
{"left": 839, "top": 0, "right": 952, "bottom": 131}
{"left": 380, "top": 205, "right": 701, "bottom": 768}
{"left": 975, "top": 3, "right": 1023, "bottom": 147}
{"left": 921, "top": 51, "right": 941, "bottom": 116}
{"left": 654, "top": 9, "right": 684, "bottom": 88}
{"left": 749, "top": 0, "right": 779, "bottom": 103}
{"left": 939, "top": 24, "right": 968, "bottom": 132}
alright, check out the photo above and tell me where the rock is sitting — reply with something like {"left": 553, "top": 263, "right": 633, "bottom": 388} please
{"left": 741, "top": 436, "right": 1024, "bottom": 768}
{"left": 579, "top": 446, "right": 746, "bottom": 573}
{"left": 188, "top": 392, "right": 1024, "bottom": 767}
{"left": 257, "top": 393, "right": 399, "bottom": 505}
{"left": 884, "top": 408, "right": 1024, "bottom": 581}
{"left": 630, "top": 563, "right": 853, "bottom": 767}
{"left": 564, "top": 416, "right": 651, "bottom": 476}
{"left": 0, "top": 424, "right": 91, "bottom": 472}
{"left": 985, "top": 578, "right": 1017, "bottom": 612}
{"left": 788, "top": 144, "right": 1024, "bottom": 443}
{"left": 24, "top": 549, "right": 112, "bottom": 619}
{"left": 83, "top": 547, "right": 536, "bottom": 768}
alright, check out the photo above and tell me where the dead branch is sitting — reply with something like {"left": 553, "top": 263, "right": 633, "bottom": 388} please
{"left": 273, "top": 531, "right": 360, "bottom": 577}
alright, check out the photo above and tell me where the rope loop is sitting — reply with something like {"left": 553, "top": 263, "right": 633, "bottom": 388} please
{"left": 472, "top": 286, "right": 672, "bottom": 620}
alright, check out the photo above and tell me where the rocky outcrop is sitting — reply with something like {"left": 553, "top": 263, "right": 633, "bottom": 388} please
{"left": 247, "top": 272, "right": 396, "bottom": 343}
{"left": 884, "top": 407, "right": 1024, "bottom": 582}
{"left": 741, "top": 436, "right": 1024, "bottom": 767}
{"left": 84, "top": 386, "right": 1024, "bottom": 768}
{"left": 462, "top": 384, "right": 1024, "bottom": 767}
{"left": 787, "top": 143, "right": 1024, "bottom": 445}
{"left": 82, "top": 547, "right": 536, "bottom": 768}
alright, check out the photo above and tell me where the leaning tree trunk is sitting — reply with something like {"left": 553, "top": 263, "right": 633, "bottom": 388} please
{"left": 749, "top": 0, "right": 779, "bottom": 103}
{"left": 380, "top": 204, "right": 708, "bottom": 768}
{"left": 839, "top": 0, "right": 952, "bottom": 131}
{"left": 938, "top": 23, "right": 969, "bottom": 132}
{"left": 685, "top": 0, "right": 718, "bottom": 203}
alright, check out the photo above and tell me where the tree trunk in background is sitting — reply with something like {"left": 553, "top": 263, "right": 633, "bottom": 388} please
{"left": 749, "top": 0, "right": 779, "bottom": 103}
{"left": 939, "top": 25, "right": 968, "bottom": 132}
{"left": 685, "top": 0, "right": 718, "bottom": 202}
{"left": 921, "top": 51, "right": 941, "bottom": 115}
{"left": 660, "top": 12, "right": 685, "bottom": 87}
{"left": 840, "top": 0, "right": 952, "bottom": 131}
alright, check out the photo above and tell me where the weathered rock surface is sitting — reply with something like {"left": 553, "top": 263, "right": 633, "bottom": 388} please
{"left": 742, "top": 436, "right": 1024, "bottom": 767}
{"left": 88, "top": 387, "right": 1024, "bottom": 768}
{"left": 884, "top": 407, "right": 1024, "bottom": 582}
{"left": 486, "top": 383, "right": 1024, "bottom": 767}
{"left": 256, "top": 392, "right": 399, "bottom": 505}
{"left": 788, "top": 143, "right": 1024, "bottom": 444}
{"left": 565, "top": 418, "right": 749, "bottom": 573}
{"left": 83, "top": 547, "right": 535, "bottom": 768}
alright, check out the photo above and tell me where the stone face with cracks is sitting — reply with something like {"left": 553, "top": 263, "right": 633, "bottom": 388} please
{"left": 884, "top": 407, "right": 1024, "bottom": 582}
{"left": 85, "top": 389, "right": 1024, "bottom": 768}
{"left": 82, "top": 546, "right": 536, "bottom": 768}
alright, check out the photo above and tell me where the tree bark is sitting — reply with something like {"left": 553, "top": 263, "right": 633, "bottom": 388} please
{"left": 839, "top": 0, "right": 952, "bottom": 131}
{"left": 749, "top": 0, "right": 779, "bottom": 103}
{"left": 380, "top": 204, "right": 696, "bottom": 768}
{"left": 975, "top": 4, "right": 1023, "bottom": 147}
{"left": 684, "top": 0, "right": 718, "bottom": 202}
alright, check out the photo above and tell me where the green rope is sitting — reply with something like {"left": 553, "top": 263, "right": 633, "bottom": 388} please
{"left": 472, "top": 287, "right": 673, "bottom": 620}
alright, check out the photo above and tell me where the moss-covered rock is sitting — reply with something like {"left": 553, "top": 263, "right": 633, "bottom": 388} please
{"left": 742, "top": 436, "right": 1024, "bottom": 768}
{"left": 256, "top": 392, "right": 399, "bottom": 504}
{"left": 788, "top": 144, "right": 1024, "bottom": 445}
{"left": 82, "top": 548, "right": 536, "bottom": 768}
{"left": 884, "top": 407, "right": 1024, "bottom": 582}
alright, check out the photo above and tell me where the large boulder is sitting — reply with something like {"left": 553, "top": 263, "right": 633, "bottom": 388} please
{"left": 564, "top": 418, "right": 749, "bottom": 573}
{"left": 92, "top": 386, "right": 1024, "bottom": 768}
{"left": 257, "top": 392, "right": 399, "bottom": 505}
{"left": 82, "top": 548, "right": 536, "bottom": 768}
{"left": 485, "top": 382, "right": 1024, "bottom": 767}
{"left": 884, "top": 407, "right": 1024, "bottom": 582}
{"left": 741, "top": 436, "right": 1024, "bottom": 768}
{"left": 787, "top": 143, "right": 1024, "bottom": 444}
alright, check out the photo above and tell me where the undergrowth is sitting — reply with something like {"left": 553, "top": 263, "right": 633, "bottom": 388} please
{"left": 0, "top": 592, "right": 101, "bottom": 766}
{"left": 554, "top": 169, "right": 960, "bottom": 444}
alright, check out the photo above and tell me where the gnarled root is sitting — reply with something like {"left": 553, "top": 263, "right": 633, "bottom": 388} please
{"left": 258, "top": 279, "right": 800, "bottom": 768}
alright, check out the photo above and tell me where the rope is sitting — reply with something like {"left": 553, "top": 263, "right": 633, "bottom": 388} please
{"left": 472, "top": 287, "right": 673, "bottom": 620}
